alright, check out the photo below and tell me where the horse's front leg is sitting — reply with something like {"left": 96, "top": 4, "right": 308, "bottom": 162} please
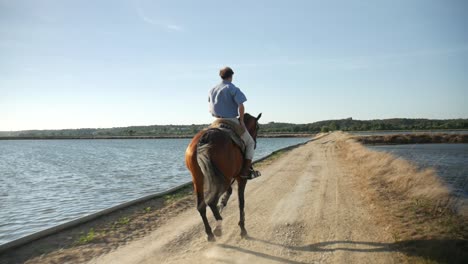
{"left": 237, "top": 178, "right": 248, "bottom": 238}
{"left": 218, "top": 186, "right": 233, "bottom": 214}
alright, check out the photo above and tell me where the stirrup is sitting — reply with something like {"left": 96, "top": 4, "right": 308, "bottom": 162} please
{"left": 241, "top": 169, "right": 261, "bottom": 180}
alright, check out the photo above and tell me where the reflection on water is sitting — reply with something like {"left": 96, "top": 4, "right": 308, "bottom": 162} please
{"left": 368, "top": 144, "right": 468, "bottom": 197}
{"left": 0, "top": 137, "right": 309, "bottom": 245}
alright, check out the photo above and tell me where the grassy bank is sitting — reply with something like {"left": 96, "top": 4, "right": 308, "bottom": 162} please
{"left": 336, "top": 135, "right": 468, "bottom": 263}
{"left": 355, "top": 133, "right": 468, "bottom": 145}
{"left": 0, "top": 146, "right": 291, "bottom": 264}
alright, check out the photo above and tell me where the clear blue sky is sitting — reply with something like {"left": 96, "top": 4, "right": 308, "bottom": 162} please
{"left": 1, "top": 0, "right": 467, "bottom": 131}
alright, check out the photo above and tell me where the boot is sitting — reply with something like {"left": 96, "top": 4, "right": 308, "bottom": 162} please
{"left": 240, "top": 159, "right": 261, "bottom": 180}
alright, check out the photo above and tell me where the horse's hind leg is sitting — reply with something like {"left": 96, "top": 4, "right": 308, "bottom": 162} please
{"left": 218, "top": 186, "right": 233, "bottom": 214}
{"left": 209, "top": 200, "right": 223, "bottom": 237}
{"left": 197, "top": 192, "right": 215, "bottom": 241}
{"left": 212, "top": 186, "right": 233, "bottom": 237}
{"left": 237, "top": 178, "right": 248, "bottom": 238}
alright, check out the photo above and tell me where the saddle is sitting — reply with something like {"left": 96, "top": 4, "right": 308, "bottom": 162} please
{"left": 209, "top": 119, "right": 246, "bottom": 154}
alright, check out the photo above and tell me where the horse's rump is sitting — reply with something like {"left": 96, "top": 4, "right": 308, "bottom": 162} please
{"left": 197, "top": 129, "right": 232, "bottom": 205}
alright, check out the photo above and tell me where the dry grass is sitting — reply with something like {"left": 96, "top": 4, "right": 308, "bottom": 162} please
{"left": 355, "top": 133, "right": 468, "bottom": 145}
{"left": 339, "top": 136, "right": 463, "bottom": 212}
{"left": 336, "top": 136, "right": 468, "bottom": 263}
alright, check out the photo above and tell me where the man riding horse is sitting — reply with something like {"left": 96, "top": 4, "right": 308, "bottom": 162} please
{"left": 208, "top": 66, "right": 260, "bottom": 180}
{"left": 185, "top": 66, "right": 261, "bottom": 241}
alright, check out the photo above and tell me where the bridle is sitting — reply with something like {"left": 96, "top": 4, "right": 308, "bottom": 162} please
{"left": 253, "top": 122, "right": 259, "bottom": 149}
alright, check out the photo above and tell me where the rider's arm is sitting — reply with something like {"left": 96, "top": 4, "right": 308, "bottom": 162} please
{"left": 238, "top": 103, "right": 245, "bottom": 126}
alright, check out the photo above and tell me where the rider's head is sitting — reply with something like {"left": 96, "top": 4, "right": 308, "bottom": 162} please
{"left": 219, "top": 67, "right": 234, "bottom": 82}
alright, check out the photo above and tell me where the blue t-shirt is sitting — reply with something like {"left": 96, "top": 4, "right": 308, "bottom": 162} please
{"left": 208, "top": 81, "right": 247, "bottom": 118}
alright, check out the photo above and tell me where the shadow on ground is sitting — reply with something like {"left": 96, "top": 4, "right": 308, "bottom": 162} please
{"left": 216, "top": 237, "right": 468, "bottom": 264}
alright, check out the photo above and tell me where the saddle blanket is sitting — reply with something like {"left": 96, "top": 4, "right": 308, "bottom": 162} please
{"left": 209, "top": 118, "right": 246, "bottom": 153}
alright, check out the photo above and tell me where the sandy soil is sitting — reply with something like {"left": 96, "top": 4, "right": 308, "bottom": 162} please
{"left": 91, "top": 133, "right": 399, "bottom": 264}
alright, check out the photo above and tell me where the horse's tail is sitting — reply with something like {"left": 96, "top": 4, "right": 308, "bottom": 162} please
{"left": 197, "top": 130, "right": 225, "bottom": 206}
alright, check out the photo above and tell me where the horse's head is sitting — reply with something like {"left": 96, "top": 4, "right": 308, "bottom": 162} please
{"left": 244, "top": 113, "right": 262, "bottom": 149}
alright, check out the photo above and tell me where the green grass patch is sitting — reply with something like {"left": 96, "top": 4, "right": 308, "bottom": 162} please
{"left": 75, "top": 228, "right": 96, "bottom": 245}
{"left": 111, "top": 216, "right": 131, "bottom": 229}
{"left": 117, "top": 217, "right": 130, "bottom": 225}
{"left": 164, "top": 192, "right": 187, "bottom": 202}
{"left": 163, "top": 185, "right": 192, "bottom": 203}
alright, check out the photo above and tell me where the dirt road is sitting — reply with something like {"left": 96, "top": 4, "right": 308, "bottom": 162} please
{"left": 92, "top": 133, "right": 399, "bottom": 264}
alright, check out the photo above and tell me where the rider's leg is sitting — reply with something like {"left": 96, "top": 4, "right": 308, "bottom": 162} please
{"left": 242, "top": 131, "right": 255, "bottom": 160}
{"left": 219, "top": 118, "right": 258, "bottom": 179}
{"left": 240, "top": 131, "right": 256, "bottom": 178}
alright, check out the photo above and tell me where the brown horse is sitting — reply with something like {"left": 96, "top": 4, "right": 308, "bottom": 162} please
{"left": 185, "top": 113, "right": 262, "bottom": 241}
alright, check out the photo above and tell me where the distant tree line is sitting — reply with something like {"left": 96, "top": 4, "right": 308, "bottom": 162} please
{"left": 260, "top": 118, "right": 468, "bottom": 134}
{"left": 0, "top": 124, "right": 207, "bottom": 137}
{"left": 1, "top": 118, "right": 467, "bottom": 138}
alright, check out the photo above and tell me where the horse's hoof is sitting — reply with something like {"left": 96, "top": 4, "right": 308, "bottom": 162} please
{"left": 213, "top": 227, "right": 222, "bottom": 237}
{"left": 207, "top": 234, "right": 216, "bottom": 242}
{"left": 240, "top": 230, "right": 248, "bottom": 239}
